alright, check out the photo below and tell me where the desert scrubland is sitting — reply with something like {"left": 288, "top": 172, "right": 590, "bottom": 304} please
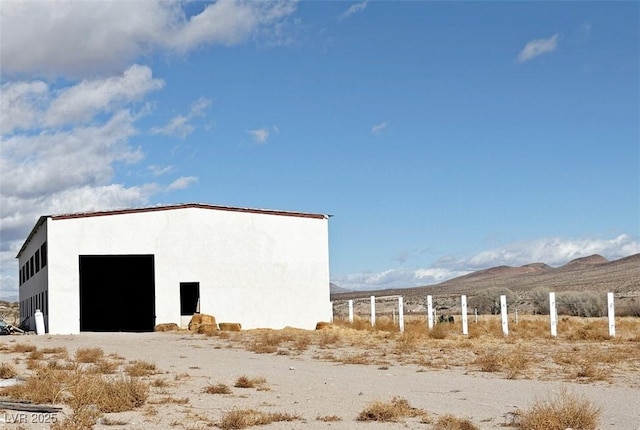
{"left": 0, "top": 316, "right": 639, "bottom": 430}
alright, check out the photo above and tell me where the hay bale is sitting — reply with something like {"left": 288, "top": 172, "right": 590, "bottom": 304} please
{"left": 188, "top": 314, "right": 216, "bottom": 331}
{"left": 315, "top": 322, "right": 335, "bottom": 330}
{"left": 196, "top": 324, "right": 218, "bottom": 335}
{"left": 154, "top": 323, "right": 179, "bottom": 332}
{"left": 219, "top": 323, "right": 242, "bottom": 332}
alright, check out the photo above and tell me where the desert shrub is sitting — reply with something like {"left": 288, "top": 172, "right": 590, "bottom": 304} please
{"left": 530, "top": 287, "right": 551, "bottom": 315}
{"left": 234, "top": 375, "right": 267, "bottom": 389}
{"left": 556, "top": 291, "right": 605, "bottom": 317}
{"left": 316, "top": 415, "right": 342, "bottom": 422}
{"left": 42, "top": 346, "right": 69, "bottom": 355}
{"left": 503, "top": 346, "right": 530, "bottom": 379}
{"left": 357, "top": 396, "right": 427, "bottom": 422}
{"left": 514, "top": 388, "right": 601, "bottom": 430}
{"left": 0, "top": 362, "right": 17, "bottom": 379}
{"left": 94, "top": 376, "right": 149, "bottom": 412}
{"left": 51, "top": 406, "right": 101, "bottom": 430}
{"left": 474, "top": 350, "right": 502, "bottom": 373}
{"left": 218, "top": 408, "right": 301, "bottom": 429}
{"left": 434, "top": 414, "right": 479, "bottom": 430}
{"left": 469, "top": 288, "right": 515, "bottom": 315}
{"left": 11, "top": 343, "right": 37, "bottom": 353}
{"left": 28, "top": 349, "right": 44, "bottom": 360}
{"left": 125, "top": 360, "right": 157, "bottom": 377}
{"left": 151, "top": 378, "right": 168, "bottom": 388}
{"left": 91, "top": 358, "right": 118, "bottom": 374}
{"left": 203, "top": 383, "right": 232, "bottom": 394}
{"left": 318, "top": 329, "right": 341, "bottom": 347}
{"left": 74, "top": 347, "right": 104, "bottom": 363}
{"left": 429, "top": 322, "right": 450, "bottom": 340}
{"left": 1, "top": 366, "right": 68, "bottom": 404}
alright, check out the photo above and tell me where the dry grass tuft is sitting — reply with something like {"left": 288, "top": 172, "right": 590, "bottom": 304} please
{"left": 433, "top": 414, "right": 480, "bottom": 430}
{"left": 204, "top": 382, "right": 232, "bottom": 394}
{"left": 0, "top": 362, "right": 17, "bottom": 379}
{"left": 51, "top": 406, "right": 101, "bottom": 430}
{"left": 149, "top": 395, "right": 189, "bottom": 404}
{"left": 357, "top": 396, "right": 428, "bottom": 422}
{"left": 94, "top": 376, "right": 149, "bottom": 412}
{"left": 125, "top": 360, "right": 157, "bottom": 377}
{"left": 474, "top": 350, "right": 502, "bottom": 373}
{"left": 28, "top": 349, "right": 44, "bottom": 360}
{"left": 151, "top": 377, "right": 168, "bottom": 388}
{"left": 90, "top": 358, "right": 119, "bottom": 374}
{"left": 11, "top": 343, "right": 37, "bottom": 353}
{"left": 74, "top": 347, "right": 104, "bottom": 363}
{"left": 218, "top": 408, "right": 301, "bottom": 429}
{"left": 316, "top": 415, "right": 342, "bottom": 422}
{"left": 234, "top": 375, "right": 268, "bottom": 390}
{"left": 100, "top": 416, "right": 129, "bottom": 426}
{"left": 1, "top": 366, "right": 68, "bottom": 404}
{"left": 514, "top": 387, "right": 601, "bottom": 430}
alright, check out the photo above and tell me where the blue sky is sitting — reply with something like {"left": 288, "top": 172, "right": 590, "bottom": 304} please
{"left": 1, "top": 1, "right": 638, "bottom": 298}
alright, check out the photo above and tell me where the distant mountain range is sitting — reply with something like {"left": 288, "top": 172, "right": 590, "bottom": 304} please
{"left": 331, "top": 253, "right": 640, "bottom": 300}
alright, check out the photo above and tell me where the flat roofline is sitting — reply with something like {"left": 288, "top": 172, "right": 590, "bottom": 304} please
{"left": 17, "top": 203, "right": 330, "bottom": 258}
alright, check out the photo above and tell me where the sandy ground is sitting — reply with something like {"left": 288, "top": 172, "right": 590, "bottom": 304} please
{"left": 1, "top": 332, "right": 639, "bottom": 429}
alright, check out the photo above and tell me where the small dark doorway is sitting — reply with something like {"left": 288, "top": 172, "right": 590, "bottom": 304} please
{"left": 79, "top": 255, "right": 155, "bottom": 332}
{"left": 180, "top": 282, "right": 200, "bottom": 315}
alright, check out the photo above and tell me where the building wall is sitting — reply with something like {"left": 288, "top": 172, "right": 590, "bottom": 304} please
{"left": 46, "top": 207, "right": 330, "bottom": 334}
{"left": 17, "top": 221, "right": 49, "bottom": 331}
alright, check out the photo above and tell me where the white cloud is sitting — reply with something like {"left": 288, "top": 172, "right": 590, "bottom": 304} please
{"left": 331, "top": 235, "right": 639, "bottom": 291}
{"left": 372, "top": 121, "right": 387, "bottom": 135}
{"left": 516, "top": 34, "right": 559, "bottom": 63}
{"left": 247, "top": 128, "right": 270, "bottom": 144}
{"left": 44, "top": 65, "right": 164, "bottom": 128}
{"left": 340, "top": 1, "right": 368, "bottom": 21}
{"left": 149, "top": 165, "right": 174, "bottom": 177}
{"left": 151, "top": 97, "right": 212, "bottom": 139}
{"left": 466, "top": 234, "right": 639, "bottom": 269}
{"left": 168, "top": 176, "right": 199, "bottom": 191}
{"left": 0, "top": 81, "right": 49, "bottom": 134}
{"left": 0, "top": 65, "right": 163, "bottom": 135}
{"left": 0, "top": 0, "right": 298, "bottom": 79}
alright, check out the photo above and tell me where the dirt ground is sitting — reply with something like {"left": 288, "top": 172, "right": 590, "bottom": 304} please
{"left": 1, "top": 330, "right": 639, "bottom": 430}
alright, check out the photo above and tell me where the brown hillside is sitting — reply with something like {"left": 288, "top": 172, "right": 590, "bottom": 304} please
{"left": 562, "top": 254, "right": 608, "bottom": 268}
{"left": 331, "top": 253, "right": 640, "bottom": 301}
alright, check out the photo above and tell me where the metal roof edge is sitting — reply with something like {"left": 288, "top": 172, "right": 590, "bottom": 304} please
{"left": 16, "top": 216, "right": 49, "bottom": 259}
{"left": 49, "top": 203, "right": 329, "bottom": 221}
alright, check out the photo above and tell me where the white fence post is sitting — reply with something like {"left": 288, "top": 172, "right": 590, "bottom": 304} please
{"left": 398, "top": 296, "right": 404, "bottom": 333}
{"left": 461, "top": 295, "right": 468, "bottom": 335}
{"left": 474, "top": 308, "right": 478, "bottom": 323}
{"left": 549, "top": 292, "right": 557, "bottom": 337}
{"left": 500, "top": 295, "right": 508, "bottom": 336}
{"left": 370, "top": 296, "right": 376, "bottom": 327}
{"left": 427, "top": 295, "right": 434, "bottom": 330}
{"left": 330, "top": 301, "right": 334, "bottom": 322}
{"left": 607, "top": 292, "right": 615, "bottom": 338}
{"left": 348, "top": 299, "right": 354, "bottom": 323}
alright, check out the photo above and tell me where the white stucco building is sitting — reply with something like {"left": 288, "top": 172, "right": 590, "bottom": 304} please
{"left": 17, "top": 203, "right": 331, "bottom": 334}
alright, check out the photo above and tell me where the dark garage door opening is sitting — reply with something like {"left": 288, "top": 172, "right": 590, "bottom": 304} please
{"left": 79, "top": 255, "right": 155, "bottom": 332}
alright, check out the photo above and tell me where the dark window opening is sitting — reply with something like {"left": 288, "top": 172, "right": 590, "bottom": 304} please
{"left": 41, "top": 242, "right": 47, "bottom": 267}
{"left": 29, "top": 256, "right": 34, "bottom": 277}
{"left": 180, "top": 282, "right": 200, "bottom": 316}
{"left": 26, "top": 261, "right": 30, "bottom": 280}
{"left": 35, "top": 250, "right": 40, "bottom": 272}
